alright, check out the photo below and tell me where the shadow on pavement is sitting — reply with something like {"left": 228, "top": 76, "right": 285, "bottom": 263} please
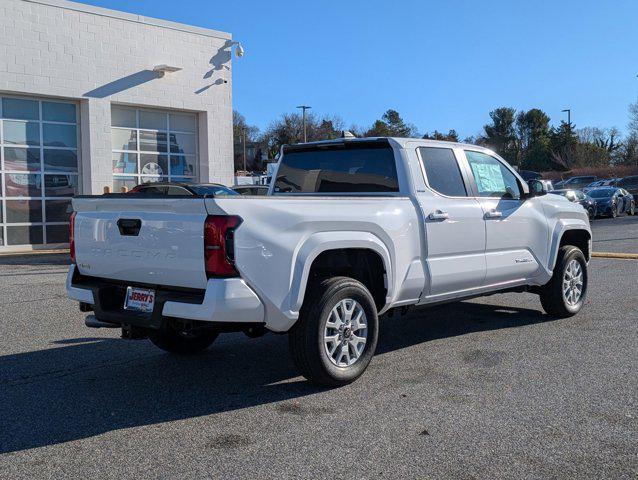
{"left": 0, "top": 253, "right": 69, "bottom": 267}
{"left": 0, "top": 301, "right": 546, "bottom": 453}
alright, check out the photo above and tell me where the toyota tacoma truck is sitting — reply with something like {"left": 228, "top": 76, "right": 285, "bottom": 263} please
{"left": 67, "top": 137, "right": 591, "bottom": 386}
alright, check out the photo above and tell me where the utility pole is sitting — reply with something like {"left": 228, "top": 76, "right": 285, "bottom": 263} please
{"left": 296, "top": 105, "right": 311, "bottom": 142}
{"left": 242, "top": 127, "right": 247, "bottom": 173}
{"left": 561, "top": 108, "right": 571, "bottom": 127}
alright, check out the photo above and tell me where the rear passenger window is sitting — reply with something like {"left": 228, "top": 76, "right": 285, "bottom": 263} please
{"left": 418, "top": 147, "right": 467, "bottom": 197}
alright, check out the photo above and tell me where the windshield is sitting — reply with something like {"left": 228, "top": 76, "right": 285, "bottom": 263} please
{"left": 588, "top": 189, "right": 613, "bottom": 198}
{"left": 190, "top": 185, "right": 239, "bottom": 196}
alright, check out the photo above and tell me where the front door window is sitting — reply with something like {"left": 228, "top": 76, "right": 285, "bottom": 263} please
{"left": 465, "top": 150, "right": 522, "bottom": 200}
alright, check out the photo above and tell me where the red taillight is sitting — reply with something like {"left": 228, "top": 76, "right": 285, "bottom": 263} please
{"left": 69, "top": 211, "right": 77, "bottom": 264}
{"left": 204, "top": 215, "right": 241, "bottom": 277}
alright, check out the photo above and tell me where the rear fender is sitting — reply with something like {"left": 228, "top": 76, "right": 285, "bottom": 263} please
{"left": 286, "top": 231, "right": 393, "bottom": 317}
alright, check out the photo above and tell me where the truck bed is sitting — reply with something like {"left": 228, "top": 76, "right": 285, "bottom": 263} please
{"left": 71, "top": 194, "right": 423, "bottom": 331}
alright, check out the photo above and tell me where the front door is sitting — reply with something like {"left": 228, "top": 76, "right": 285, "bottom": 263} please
{"left": 415, "top": 146, "right": 486, "bottom": 298}
{"left": 463, "top": 150, "right": 548, "bottom": 286}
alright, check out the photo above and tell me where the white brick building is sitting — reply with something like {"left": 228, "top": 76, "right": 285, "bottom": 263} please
{"left": 0, "top": 0, "right": 235, "bottom": 250}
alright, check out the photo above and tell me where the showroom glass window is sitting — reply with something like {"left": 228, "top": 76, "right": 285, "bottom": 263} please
{"left": 0, "top": 96, "right": 79, "bottom": 247}
{"left": 111, "top": 106, "right": 198, "bottom": 192}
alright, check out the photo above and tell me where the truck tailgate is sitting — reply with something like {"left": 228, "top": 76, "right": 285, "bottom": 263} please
{"left": 72, "top": 197, "right": 209, "bottom": 289}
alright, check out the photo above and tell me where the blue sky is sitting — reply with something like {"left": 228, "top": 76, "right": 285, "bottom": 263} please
{"left": 84, "top": 0, "right": 638, "bottom": 138}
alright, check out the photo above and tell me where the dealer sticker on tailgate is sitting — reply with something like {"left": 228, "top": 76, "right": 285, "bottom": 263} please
{"left": 124, "top": 287, "right": 155, "bottom": 313}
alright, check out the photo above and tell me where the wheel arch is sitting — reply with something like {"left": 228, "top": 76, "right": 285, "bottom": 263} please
{"left": 288, "top": 232, "right": 393, "bottom": 316}
{"left": 549, "top": 222, "right": 592, "bottom": 270}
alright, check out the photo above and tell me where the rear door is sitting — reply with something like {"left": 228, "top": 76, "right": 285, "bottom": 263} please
{"left": 462, "top": 150, "right": 547, "bottom": 286}
{"left": 415, "top": 146, "right": 486, "bottom": 297}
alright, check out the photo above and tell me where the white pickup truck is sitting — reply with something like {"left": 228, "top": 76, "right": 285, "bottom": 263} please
{"left": 67, "top": 137, "right": 591, "bottom": 386}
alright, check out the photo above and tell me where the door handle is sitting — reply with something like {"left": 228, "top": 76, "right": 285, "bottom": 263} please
{"left": 428, "top": 210, "right": 449, "bottom": 221}
{"left": 484, "top": 209, "right": 503, "bottom": 219}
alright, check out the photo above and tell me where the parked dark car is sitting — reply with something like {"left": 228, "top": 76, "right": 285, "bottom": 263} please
{"left": 232, "top": 185, "right": 270, "bottom": 196}
{"left": 587, "top": 187, "right": 636, "bottom": 218}
{"left": 128, "top": 182, "right": 239, "bottom": 196}
{"left": 519, "top": 170, "right": 541, "bottom": 181}
{"left": 551, "top": 189, "right": 597, "bottom": 219}
{"left": 583, "top": 178, "right": 618, "bottom": 192}
{"left": 553, "top": 175, "right": 598, "bottom": 190}
{"left": 617, "top": 175, "right": 638, "bottom": 202}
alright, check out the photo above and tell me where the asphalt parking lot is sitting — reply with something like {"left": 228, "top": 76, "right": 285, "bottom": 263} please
{"left": 0, "top": 218, "right": 636, "bottom": 479}
{"left": 591, "top": 214, "right": 638, "bottom": 254}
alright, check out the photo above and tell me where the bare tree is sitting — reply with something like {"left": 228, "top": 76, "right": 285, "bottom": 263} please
{"left": 629, "top": 99, "right": 638, "bottom": 135}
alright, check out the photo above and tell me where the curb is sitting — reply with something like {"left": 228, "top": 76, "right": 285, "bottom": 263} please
{"left": 591, "top": 252, "right": 638, "bottom": 260}
{"left": 0, "top": 249, "right": 69, "bottom": 257}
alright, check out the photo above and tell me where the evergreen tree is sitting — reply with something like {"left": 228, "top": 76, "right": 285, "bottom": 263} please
{"left": 482, "top": 107, "right": 519, "bottom": 166}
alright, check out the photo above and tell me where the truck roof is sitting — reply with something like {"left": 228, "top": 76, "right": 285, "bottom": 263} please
{"left": 290, "top": 136, "right": 496, "bottom": 154}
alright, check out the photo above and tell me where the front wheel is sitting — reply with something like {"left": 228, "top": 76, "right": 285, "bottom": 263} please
{"left": 539, "top": 246, "right": 588, "bottom": 318}
{"left": 289, "top": 276, "right": 379, "bottom": 387}
{"left": 149, "top": 322, "right": 218, "bottom": 354}
{"left": 629, "top": 203, "right": 635, "bottom": 216}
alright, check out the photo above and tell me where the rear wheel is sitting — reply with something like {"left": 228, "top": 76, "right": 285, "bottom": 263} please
{"left": 289, "top": 276, "right": 379, "bottom": 387}
{"left": 539, "top": 246, "right": 587, "bottom": 318}
{"left": 149, "top": 322, "right": 218, "bottom": 354}
{"left": 629, "top": 203, "right": 635, "bottom": 216}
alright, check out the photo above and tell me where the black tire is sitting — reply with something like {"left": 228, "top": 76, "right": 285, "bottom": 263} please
{"left": 587, "top": 207, "right": 595, "bottom": 220}
{"left": 611, "top": 204, "right": 618, "bottom": 218}
{"left": 289, "top": 276, "right": 379, "bottom": 387}
{"left": 539, "top": 245, "right": 588, "bottom": 318}
{"left": 629, "top": 203, "right": 635, "bottom": 216}
{"left": 149, "top": 323, "right": 218, "bottom": 355}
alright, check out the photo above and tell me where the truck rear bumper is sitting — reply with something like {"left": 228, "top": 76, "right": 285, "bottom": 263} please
{"left": 162, "top": 278, "right": 264, "bottom": 323}
{"left": 66, "top": 266, "right": 265, "bottom": 328}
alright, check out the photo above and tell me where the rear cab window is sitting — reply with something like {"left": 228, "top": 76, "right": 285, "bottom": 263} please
{"left": 274, "top": 141, "right": 399, "bottom": 194}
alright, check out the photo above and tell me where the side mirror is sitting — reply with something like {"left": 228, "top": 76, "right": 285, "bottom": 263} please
{"left": 527, "top": 179, "right": 547, "bottom": 197}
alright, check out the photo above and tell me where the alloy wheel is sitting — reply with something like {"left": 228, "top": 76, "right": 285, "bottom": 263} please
{"left": 323, "top": 298, "right": 368, "bottom": 367}
{"left": 562, "top": 259, "right": 584, "bottom": 306}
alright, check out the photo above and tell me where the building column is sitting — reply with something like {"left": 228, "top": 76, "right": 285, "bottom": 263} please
{"left": 198, "top": 109, "right": 234, "bottom": 186}
{"left": 79, "top": 98, "right": 112, "bottom": 194}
